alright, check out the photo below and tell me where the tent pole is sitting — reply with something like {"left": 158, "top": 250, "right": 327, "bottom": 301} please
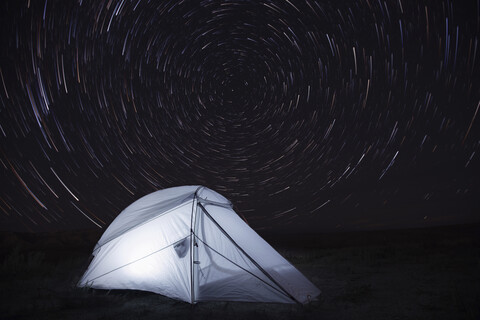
{"left": 189, "top": 192, "right": 197, "bottom": 304}
{"left": 190, "top": 186, "right": 203, "bottom": 304}
{"left": 197, "top": 203, "right": 301, "bottom": 304}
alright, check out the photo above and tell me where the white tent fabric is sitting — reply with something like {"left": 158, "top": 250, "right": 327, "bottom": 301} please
{"left": 78, "top": 186, "right": 320, "bottom": 304}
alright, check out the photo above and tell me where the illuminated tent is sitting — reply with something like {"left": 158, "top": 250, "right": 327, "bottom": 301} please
{"left": 78, "top": 186, "right": 320, "bottom": 304}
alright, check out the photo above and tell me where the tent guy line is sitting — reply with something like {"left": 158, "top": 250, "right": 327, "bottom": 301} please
{"left": 194, "top": 236, "right": 294, "bottom": 302}
{"left": 198, "top": 202, "right": 299, "bottom": 303}
{"left": 83, "top": 234, "right": 191, "bottom": 284}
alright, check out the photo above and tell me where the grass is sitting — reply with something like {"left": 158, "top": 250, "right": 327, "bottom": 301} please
{"left": 0, "top": 225, "right": 479, "bottom": 320}
{"left": 337, "top": 283, "right": 373, "bottom": 303}
{"left": 1, "top": 246, "right": 47, "bottom": 274}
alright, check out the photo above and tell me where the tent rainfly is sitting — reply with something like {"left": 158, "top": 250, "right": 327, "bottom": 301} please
{"left": 78, "top": 186, "right": 321, "bottom": 304}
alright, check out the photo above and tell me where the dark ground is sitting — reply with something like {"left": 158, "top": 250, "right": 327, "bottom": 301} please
{"left": 0, "top": 224, "right": 479, "bottom": 320}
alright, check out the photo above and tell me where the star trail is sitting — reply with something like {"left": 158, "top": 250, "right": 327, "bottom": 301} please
{"left": 0, "top": 0, "right": 478, "bottom": 232}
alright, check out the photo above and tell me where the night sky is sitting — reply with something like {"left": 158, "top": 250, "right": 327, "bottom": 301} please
{"left": 0, "top": 0, "right": 478, "bottom": 233}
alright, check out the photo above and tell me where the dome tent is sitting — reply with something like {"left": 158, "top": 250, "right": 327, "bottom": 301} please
{"left": 78, "top": 186, "right": 320, "bottom": 304}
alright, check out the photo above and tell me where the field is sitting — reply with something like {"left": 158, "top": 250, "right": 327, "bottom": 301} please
{"left": 0, "top": 224, "right": 479, "bottom": 320}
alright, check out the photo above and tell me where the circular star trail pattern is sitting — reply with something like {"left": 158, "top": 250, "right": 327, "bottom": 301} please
{"left": 0, "top": 0, "right": 479, "bottom": 232}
